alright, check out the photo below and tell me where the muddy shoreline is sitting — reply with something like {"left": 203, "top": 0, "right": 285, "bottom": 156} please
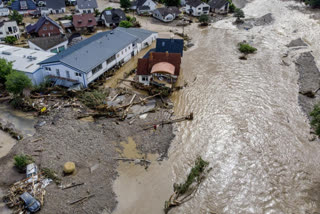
{"left": 0, "top": 97, "right": 175, "bottom": 213}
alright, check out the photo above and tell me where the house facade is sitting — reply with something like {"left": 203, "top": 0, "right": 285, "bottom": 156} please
{"left": 10, "top": 0, "right": 37, "bottom": 14}
{"left": 73, "top": 13, "right": 97, "bottom": 32}
{"left": 208, "top": 0, "right": 229, "bottom": 14}
{"left": 131, "top": 0, "right": 156, "bottom": 14}
{"left": 40, "top": 0, "right": 66, "bottom": 15}
{"left": 76, "top": 0, "right": 98, "bottom": 13}
{"left": 26, "top": 16, "right": 62, "bottom": 37}
{"left": 0, "top": 21, "right": 20, "bottom": 42}
{"left": 28, "top": 35, "right": 68, "bottom": 53}
{"left": 153, "top": 7, "right": 180, "bottom": 22}
{"left": 185, "top": 0, "right": 210, "bottom": 16}
{"left": 0, "top": 45, "right": 55, "bottom": 85}
{"left": 100, "top": 9, "right": 126, "bottom": 28}
{"left": 0, "top": 7, "right": 9, "bottom": 16}
{"left": 38, "top": 27, "right": 157, "bottom": 88}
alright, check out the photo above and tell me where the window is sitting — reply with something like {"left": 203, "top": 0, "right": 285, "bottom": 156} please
{"left": 92, "top": 64, "right": 102, "bottom": 75}
{"left": 50, "top": 26, "right": 53, "bottom": 30}
{"left": 45, "top": 67, "right": 51, "bottom": 71}
{"left": 50, "top": 48, "right": 58, "bottom": 53}
{"left": 45, "top": 21, "right": 49, "bottom": 25}
{"left": 121, "top": 51, "right": 123, "bottom": 54}
{"left": 58, "top": 46, "right": 65, "bottom": 52}
{"left": 66, "top": 70, "right": 70, "bottom": 78}
{"left": 107, "top": 55, "right": 116, "bottom": 64}
{"left": 43, "top": 26, "right": 47, "bottom": 31}
{"left": 75, "top": 72, "right": 82, "bottom": 77}
{"left": 128, "top": 46, "right": 130, "bottom": 50}
{"left": 117, "top": 54, "right": 120, "bottom": 58}
{"left": 162, "top": 41, "right": 165, "bottom": 47}
{"left": 56, "top": 69, "right": 60, "bottom": 77}
{"left": 125, "top": 48, "right": 127, "bottom": 52}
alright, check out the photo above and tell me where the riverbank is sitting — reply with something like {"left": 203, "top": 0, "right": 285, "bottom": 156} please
{"left": 0, "top": 93, "right": 175, "bottom": 213}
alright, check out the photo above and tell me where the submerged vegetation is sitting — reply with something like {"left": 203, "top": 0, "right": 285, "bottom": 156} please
{"left": 310, "top": 104, "right": 320, "bottom": 136}
{"left": 164, "top": 157, "right": 211, "bottom": 213}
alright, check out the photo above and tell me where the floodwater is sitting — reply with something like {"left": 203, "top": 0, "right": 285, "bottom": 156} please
{"left": 113, "top": 0, "right": 320, "bottom": 213}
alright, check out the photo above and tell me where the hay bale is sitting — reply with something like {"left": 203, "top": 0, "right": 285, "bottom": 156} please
{"left": 63, "top": 162, "right": 76, "bottom": 174}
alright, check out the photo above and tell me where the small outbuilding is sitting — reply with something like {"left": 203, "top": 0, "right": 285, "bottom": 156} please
{"left": 100, "top": 9, "right": 126, "bottom": 28}
{"left": 152, "top": 7, "right": 180, "bottom": 22}
{"left": 208, "top": 0, "right": 229, "bottom": 14}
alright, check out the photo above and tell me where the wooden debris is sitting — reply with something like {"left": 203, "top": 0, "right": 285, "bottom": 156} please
{"left": 113, "top": 158, "right": 151, "bottom": 164}
{"left": 69, "top": 194, "right": 95, "bottom": 205}
{"left": 143, "top": 113, "right": 193, "bottom": 130}
{"left": 31, "top": 138, "right": 43, "bottom": 143}
{"left": 62, "top": 182, "right": 85, "bottom": 190}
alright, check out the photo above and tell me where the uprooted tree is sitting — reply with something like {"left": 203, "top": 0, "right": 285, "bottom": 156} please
{"left": 164, "top": 157, "right": 211, "bottom": 214}
{"left": 310, "top": 104, "right": 320, "bottom": 136}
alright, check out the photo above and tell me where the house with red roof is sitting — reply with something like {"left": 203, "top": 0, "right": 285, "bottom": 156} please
{"left": 72, "top": 13, "right": 97, "bottom": 32}
{"left": 26, "top": 16, "right": 62, "bottom": 37}
{"left": 137, "top": 52, "right": 181, "bottom": 86}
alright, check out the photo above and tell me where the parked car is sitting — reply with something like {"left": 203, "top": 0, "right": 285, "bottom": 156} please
{"left": 26, "top": 163, "right": 38, "bottom": 183}
{"left": 20, "top": 192, "right": 41, "bottom": 213}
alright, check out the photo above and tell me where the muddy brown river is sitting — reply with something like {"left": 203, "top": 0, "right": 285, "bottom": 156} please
{"left": 115, "top": 0, "right": 320, "bottom": 213}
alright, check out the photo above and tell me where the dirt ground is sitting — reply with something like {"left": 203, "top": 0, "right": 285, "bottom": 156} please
{"left": 0, "top": 92, "right": 175, "bottom": 213}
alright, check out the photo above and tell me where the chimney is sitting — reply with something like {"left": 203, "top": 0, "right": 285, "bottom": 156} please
{"left": 165, "top": 51, "right": 169, "bottom": 57}
{"left": 149, "top": 52, "right": 153, "bottom": 61}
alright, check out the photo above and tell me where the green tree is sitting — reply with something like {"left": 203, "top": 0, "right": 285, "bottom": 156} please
{"left": 4, "top": 36, "right": 17, "bottom": 44}
{"left": 94, "top": 9, "right": 100, "bottom": 17}
{"left": 119, "top": 20, "right": 133, "bottom": 28}
{"left": 5, "top": 71, "right": 32, "bottom": 95}
{"left": 234, "top": 8, "right": 245, "bottom": 22}
{"left": 105, "top": 7, "right": 113, "bottom": 10}
{"left": 120, "top": 0, "right": 131, "bottom": 10}
{"left": 8, "top": 10, "right": 23, "bottom": 25}
{"left": 199, "top": 14, "right": 209, "bottom": 26}
{"left": 311, "top": 104, "right": 320, "bottom": 136}
{"left": 164, "top": 0, "right": 180, "bottom": 6}
{"left": 0, "top": 59, "right": 13, "bottom": 84}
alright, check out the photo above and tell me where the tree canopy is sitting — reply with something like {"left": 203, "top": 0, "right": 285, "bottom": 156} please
{"left": 119, "top": 20, "right": 133, "bottom": 28}
{"left": 0, "top": 58, "right": 13, "bottom": 84}
{"left": 120, "top": 0, "right": 131, "bottom": 10}
{"left": 4, "top": 36, "right": 17, "bottom": 44}
{"left": 199, "top": 14, "right": 209, "bottom": 25}
{"left": 9, "top": 10, "right": 23, "bottom": 25}
{"left": 234, "top": 8, "right": 245, "bottom": 19}
{"left": 307, "top": 0, "right": 320, "bottom": 8}
{"left": 5, "top": 71, "right": 32, "bottom": 95}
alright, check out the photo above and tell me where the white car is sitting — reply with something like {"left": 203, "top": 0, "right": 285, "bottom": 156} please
{"left": 26, "top": 163, "right": 38, "bottom": 183}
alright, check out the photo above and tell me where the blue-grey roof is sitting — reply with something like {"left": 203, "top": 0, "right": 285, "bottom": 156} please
{"left": 39, "top": 27, "right": 157, "bottom": 73}
{"left": 115, "top": 27, "right": 156, "bottom": 43}
{"left": 156, "top": 38, "right": 184, "bottom": 56}
{"left": 43, "top": 0, "right": 66, "bottom": 10}
{"left": 11, "top": 0, "right": 36, "bottom": 11}
{"left": 76, "top": 0, "right": 98, "bottom": 9}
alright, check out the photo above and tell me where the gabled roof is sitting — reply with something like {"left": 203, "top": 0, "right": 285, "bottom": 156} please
{"left": 138, "top": 5, "right": 150, "bottom": 10}
{"left": 26, "top": 16, "right": 61, "bottom": 34}
{"left": 208, "top": 0, "right": 228, "bottom": 9}
{"left": 42, "top": 0, "right": 66, "bottom": 10}
{"left": 76, "top": 0, "right": 98, "bottom": 9}
{"left": 39, "top": 27, "right": 156, "bottom": 73}
{"left": 73, "top": 13, "right": 97, "bottom": 28}
{"left": 137, "top": 52, "right": 181, "bottom": 76}
{"left": 11, "top": 0, "right": 37, "bottom": 11}
{"left": 186, "top": 0, "right": 207, "bottom": 7}
{"left": 28, "top": 35, "right": 68, "bottom": 50}
{"left": 155, "top": 7, "right": 180, "bottom": 17}
{"left": 155, "top": 38, "right": 184, "bottom": 56}
{"left": 101, "top": 9, "right": 126, "bottom": 25}
{"left": 136, "top": 0, "right": 148, "bottom": 7}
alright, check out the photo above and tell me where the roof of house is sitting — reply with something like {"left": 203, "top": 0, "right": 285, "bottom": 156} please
{"left": 101, "top": 9, "right": 126, "bottom": 25}
{"left": 39, "top": 27, "right": 157, "bottom": 73}
{"left": 137, "top": 52, "right": 181, "bottom": 76}
{"left": 11, "top": 0, "right": 37, "bottom": 11}
{"left": 73, "top": 13, "right": 97, "bottom": 28}
{"left": 156, "top": 38, "right": 184, "bottom": 56}
{"left": 26, "top": 16, "right": 61, "bottom": 34}
{"left": 138, "top": 5, "right": 150, "bottom": 10}
{"left": 186, "top": 0, "right": 207, "bottom": 7}
{"left": 0, "top": 45, "right": 55, "bottom": 73}
{"left": 76, "top": 0, "right": 98, "bottom": 9}
{"left": 28, "top": 35, "right": 68, "bottom": 51}
{"left": 208, "top": 0, "right": 228, "bottom": 8}
{"left": 155, "top": 7, "right": 180, "bottom": 17}
{"left": 115, "top": 27, "right": 156, "bottom": 43}
{"left": 42, "top": 0, "right": 66, "bottom": 10}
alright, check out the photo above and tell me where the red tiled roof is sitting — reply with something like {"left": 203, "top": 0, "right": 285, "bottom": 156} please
{"left": 73, "top": 14, "right": 97, "bottom": 28}
{"left": 137, "top": 52, "right": 181, "bottom": 76}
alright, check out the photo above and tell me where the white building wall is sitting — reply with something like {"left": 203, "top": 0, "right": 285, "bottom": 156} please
{"left": 41, "top": 7, "right": 66, "bottom": 15}
{"left": 75, "top": 5, "right": 95, "bottom": 14}
{"left": 139, "top": 75, "right": 152, "bottom": 85}
{"left": 0, "top": 9, "right": 9, "bottom": 16}
{"left": 186, "top": 3, "right": 210, "bottom": 16}
{"left": 0, "top": 21, "right": 20, "bottom": 42}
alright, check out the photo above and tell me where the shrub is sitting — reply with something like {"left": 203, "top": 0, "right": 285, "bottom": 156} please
{"left": 234, "top": 8, "right": 245, "bottom": 21}
{"left": 5, "top": 71, "right": 32, "bottom": 95}
{"left": 199, "top": 14, "right": 209, "bottom": 26}
{"left": 311, "top": 104, "right": 320, "bottom": 136}
{"left": 119, "top": 20, "right": 133, "bottom": 28}
{"left": 41, "top": 168, "right": 61, "bottom": 184}
{"left": 4, "top": 36, "right": 17, "bottom": 44}
{"left": 120, "top": 0, "right": 131, "bottom": 10}
{"left": 79, "top": 90, "right": 108, "bottom": 108}
{"left": 14, "top": 154, "right": 34, "bottom": 171}
{"left": 229, "top": 3, "right": 236, "bottom": 13}
{"left": 105, "top": 7, "right": 113, "bottom": 10}
{"left": 238, "top": 43, "right": 257, "bottom": 54}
